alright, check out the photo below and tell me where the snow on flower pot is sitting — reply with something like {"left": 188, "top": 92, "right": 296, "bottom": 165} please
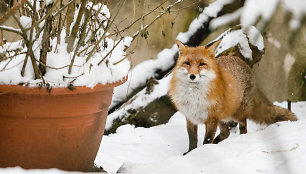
{"left": 0, "top": 78, "right": 126, "bottom": 171}
{"left": 0, "top": 1, "right": 132, "bottom": 171}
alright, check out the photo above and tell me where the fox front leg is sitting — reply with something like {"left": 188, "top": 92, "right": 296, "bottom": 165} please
{"left": 203, "top": 117, "right": 218, "bottom": 144}
{"left": 185, "top": 118, "right": 198, "bottom": 154}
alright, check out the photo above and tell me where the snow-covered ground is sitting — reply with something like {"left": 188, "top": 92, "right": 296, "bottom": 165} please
{"left": 95, "top": 101, "right": 306, "bottom": 174}
{"left": 1, "top": 101, "right": 305, "bottom": 174}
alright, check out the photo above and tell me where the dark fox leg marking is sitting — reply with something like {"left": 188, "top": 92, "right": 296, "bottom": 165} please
{"left": 185, "top": 118, "right": 198, "bottom": 153}
{"left": 203, "top": 117, "right": 218, "bottom": 144}
{"left": 239, "top": 118, "right": 247, "bottom": 134}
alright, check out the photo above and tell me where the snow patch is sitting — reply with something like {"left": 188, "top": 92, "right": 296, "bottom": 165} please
{"left": 210, "top": 8, "right": 242, "bottom": 30}
{"left": 267, "top": 35, "right": 281, "bottom": 49}
{"left": 45, "top": 0, "right": 53, "bottom": 6}
{"left": 240, "top": 0, "right": 279, "bottom": 29}
{"left": 282, "top": 0, "right": 306, "bottom": 30}
{"left": 20, "top": 16, "right": 32, "bottom": 29}
{"left": 283, "top": 53, "right": 296, "bottom": 76}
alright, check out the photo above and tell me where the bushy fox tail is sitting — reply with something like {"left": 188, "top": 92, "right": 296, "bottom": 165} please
{"left": 266, "top": 104, "right": 297, "bottom": 124}
{"left": 249, "top": 89, "right": 297, "bottom": 125}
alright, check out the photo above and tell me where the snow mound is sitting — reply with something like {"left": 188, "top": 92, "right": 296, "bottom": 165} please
{"left": 96, "top": 101, "right": 306, "bottom": 174}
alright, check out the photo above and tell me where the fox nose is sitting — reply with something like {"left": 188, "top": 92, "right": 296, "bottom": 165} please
{"left": 189, "top": 74, "right": 196, "bottom": 80}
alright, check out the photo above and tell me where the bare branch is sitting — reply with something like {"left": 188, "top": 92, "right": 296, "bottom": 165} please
{"left": 66, "top": 0, "right": 88, "bottom": 53}
{"left": 97, "top": 37, "right": 123, "bottom": 66}
{"left": 39, "top": 2, "right": 53, "bottom": 75}
{"left": 85, "top": 0, "right": 127, "bottom": 62}
{"left": 107, "top": 0, "right": 168, "bottom": 38}
{"left": 68, "top": 0, "right": 91, "bottom": 74}
{"left": 53, "top": 0, "right": 76, "bottom": 17}
{"left": 0, "top": 0, "right": 27, "bottom": 25}
{"left": 0, "top": 25, "right": 22, "bottom": 35}
{"left": 21, "top": 53, "right": 28, "bottom": 77}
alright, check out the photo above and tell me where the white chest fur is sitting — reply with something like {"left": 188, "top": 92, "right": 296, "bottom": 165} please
{"left": 172, "top": 80, "right": 212, "bottom": 124}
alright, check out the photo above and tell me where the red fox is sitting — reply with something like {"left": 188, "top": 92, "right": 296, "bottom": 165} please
{"left": 169, "top": 40, "right": 297, "bottom": 153}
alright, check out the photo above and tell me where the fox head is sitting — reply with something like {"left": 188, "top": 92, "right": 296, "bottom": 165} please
{"left": 174, "top": 40, "right": 221, "bottom": 84}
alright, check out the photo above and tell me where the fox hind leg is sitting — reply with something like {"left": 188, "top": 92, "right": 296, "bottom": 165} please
{"left": 213, "top": 121, "right": 230, "bottom": 144}
{"left": 238, "top": 118, "right": 247, "bottom": 134}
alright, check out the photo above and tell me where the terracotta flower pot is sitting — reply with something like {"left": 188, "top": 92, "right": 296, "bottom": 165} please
{"left": 0, "top": 79, "right": 126, "bottom": 171}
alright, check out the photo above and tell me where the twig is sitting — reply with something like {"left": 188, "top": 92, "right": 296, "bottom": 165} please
{"left": 129, "top": 0, "right": 184, "bottom": 51}
{"left": 0, "top": 59, "right": 23, "bottom": 72}
{"left": 53, "top": 0, "right": 76, "bottom": 17}
{"left": 34, "top": 58, "right": 82, "bottom": 70}
{"left": 106, "top": 0, "right": 168, "bottom": 38}
{"left": 29, "top": 0, "right": 60, "bottom": 30}
{"left": 24, "top": 0, "right": 34, "bottom": 12}
{"left": 86, "top": 3, "right": 108, "bottom": 45}
{"left": 63, "top": 73, "right": 85, "bottom": 79}
{"left": 97, "top": 37, "right": 123, "bottom": 66}
{"left": 68, "top": 0, "right": 91, "bottom": 74}
{"left": 39, "top": 2, "right": 53, "bottom": 76}
{"left": 262, "top": 144, "right": 299, "bottom": 154}
{"left": 12, "top": 11, "right": 40, "bottom": 79}
{"left": 21, "top": 53, "right": 28, "bottom": 77}
{"left": 65, "top": 0, "right": 75, "bottom": 41}
{"left": 66, "top": 0, "right": 88, "bottom": 53}
{"left": 85, "top": 0, "right": 126, "bottom": 63}
{"left": 0, "top": 56, "right": 13, "bottom": 71}
{"left": 0, "top": 25, "right": 22, "bottom": 35}
{"left": 55, "top": 0, "right": 63, "bottom": 52}
{"left": 112, "top": 55, "right": 128, "bottom": 65}
{"left": 0, "top": 0, "right": 27, "bottom": 25}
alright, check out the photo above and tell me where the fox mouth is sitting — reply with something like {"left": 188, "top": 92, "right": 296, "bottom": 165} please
{"left": 188, "top": 81, "right": 199, "bottom": 84}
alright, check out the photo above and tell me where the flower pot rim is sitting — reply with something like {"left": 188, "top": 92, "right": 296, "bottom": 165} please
{"left": 0, "top": 76, "right": 127, "bottom": 95}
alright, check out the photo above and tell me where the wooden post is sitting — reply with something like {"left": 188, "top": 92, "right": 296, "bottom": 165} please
{"left": 0, "top": 30, "right": 3, "bottom": 46}
{"left": 287, "top": 99, "right": 291, "bottom": 111}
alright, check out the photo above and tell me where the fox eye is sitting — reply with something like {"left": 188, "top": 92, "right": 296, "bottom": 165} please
{"left": 184, "top": 61, "right": 190, "bottom": 65}
{"left": 199, "top": 62, "right": 206, "bottom": 66}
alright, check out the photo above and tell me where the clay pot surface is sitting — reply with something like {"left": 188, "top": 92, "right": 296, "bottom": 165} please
{"left": 0, "top": 79, "right": 126, "bottom": 171}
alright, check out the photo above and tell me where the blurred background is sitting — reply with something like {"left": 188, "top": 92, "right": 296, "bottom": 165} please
{"left": 1, "top": 0, "right": 305, "bottom": 102}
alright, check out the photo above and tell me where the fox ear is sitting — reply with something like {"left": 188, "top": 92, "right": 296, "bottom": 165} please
{"left": 207, "top": 40, "right": 221, "bottom": 57}
{"left": 176, "top": 40, "right": 186, "bottom": 55}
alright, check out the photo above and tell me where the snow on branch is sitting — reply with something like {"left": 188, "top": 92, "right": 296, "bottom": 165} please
{"left": 176, "top": 0, "right": 234, "bottom": 43}
{"left": 213, "top": 25, "right": 264, "bottom": 60}
{"left": 213, "top": 0, "right": 306, "bottom": 32}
